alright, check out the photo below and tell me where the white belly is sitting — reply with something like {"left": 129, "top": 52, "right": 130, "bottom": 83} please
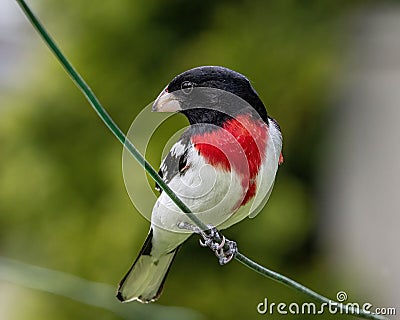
{"left": 151, "top": 153, "right": 245, "bottom": 233}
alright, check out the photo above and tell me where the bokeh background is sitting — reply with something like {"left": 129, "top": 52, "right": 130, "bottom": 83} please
{"left": 1, "top": 0, "right": 399, "bottom": 319}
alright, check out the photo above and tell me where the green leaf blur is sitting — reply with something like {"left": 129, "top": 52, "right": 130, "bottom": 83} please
{"left": 1, "top": 0, "right": 370, "bottom": 319}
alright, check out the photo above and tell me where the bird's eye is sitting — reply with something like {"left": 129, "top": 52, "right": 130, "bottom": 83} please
{"left": 181, "top": 81, "right": 194, "bottom": 94}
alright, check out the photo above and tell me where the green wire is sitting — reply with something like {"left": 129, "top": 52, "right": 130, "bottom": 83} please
{"left": 15, "top": 1, "right": 389, "bottom": 319}
{"left": 14, "top": 0, "right": 206, "bottom": 231}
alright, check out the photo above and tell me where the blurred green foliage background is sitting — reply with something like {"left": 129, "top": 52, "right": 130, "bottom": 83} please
{"left": 0, "top": 0, "right": 380, "bottom": 319}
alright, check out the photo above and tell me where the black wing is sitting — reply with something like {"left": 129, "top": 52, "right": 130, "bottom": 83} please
{"left": 155, "top": 135, "right": 191, "bottom": 193}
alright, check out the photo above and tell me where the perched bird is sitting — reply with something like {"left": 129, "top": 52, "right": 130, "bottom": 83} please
{"left": 117, "top": 66, "right": 283, "bottom": 303}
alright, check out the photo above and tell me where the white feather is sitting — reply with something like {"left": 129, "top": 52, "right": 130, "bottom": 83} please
{"left": 248, "top": 119, "right": 282, "bottom": 218}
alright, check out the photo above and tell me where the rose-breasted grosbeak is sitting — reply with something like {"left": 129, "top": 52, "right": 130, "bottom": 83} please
{"left": 117, "top": 66, "right": 283, "bottom": 303}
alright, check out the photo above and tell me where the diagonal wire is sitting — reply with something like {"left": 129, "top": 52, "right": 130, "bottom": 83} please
{"left": 14, "top": 1, "right": 389, "bottom": 319}
{"left": 14, "top": 0, "right": 206, "bottom": 232}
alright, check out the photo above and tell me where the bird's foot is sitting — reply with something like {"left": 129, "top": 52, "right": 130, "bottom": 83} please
{"left": 177, "top": 222, "right": 237, "bottom": 265}
{"left": 198, "top": 225, "right": 237, "bottom": 265}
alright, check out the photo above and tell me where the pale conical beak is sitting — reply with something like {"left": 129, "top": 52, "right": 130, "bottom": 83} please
{"left": 152, "top": 88, "right": 182, "bottom": 112}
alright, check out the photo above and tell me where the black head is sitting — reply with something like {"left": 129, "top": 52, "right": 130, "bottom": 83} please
{"left": 152, "top": 66, "right": 269, "bottom": 125}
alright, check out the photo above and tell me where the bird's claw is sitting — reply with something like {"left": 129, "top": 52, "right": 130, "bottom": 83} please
{"left": 217, "top": 240, "right": 237, "bottom": 264}
{"left": 199, "top": 225, "right": 237, "bottom": 265}
{"left": 177, "top": 222, "right": 237, "bottom": 265}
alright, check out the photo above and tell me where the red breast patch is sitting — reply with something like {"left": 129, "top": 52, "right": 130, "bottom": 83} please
{"left": 191, "top": 114, "right": 268, "bottom": 206}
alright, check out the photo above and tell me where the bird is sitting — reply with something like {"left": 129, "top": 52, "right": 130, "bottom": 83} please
{"left": 116, "top": 66, "right": 283, "bottom": 303}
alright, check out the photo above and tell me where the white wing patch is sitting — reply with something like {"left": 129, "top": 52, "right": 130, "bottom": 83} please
{"left": 157, "top": 138, "right": 191, "bottom": 191}
{"left": 170, "top": 141, "right": 186, "bottom": 157}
